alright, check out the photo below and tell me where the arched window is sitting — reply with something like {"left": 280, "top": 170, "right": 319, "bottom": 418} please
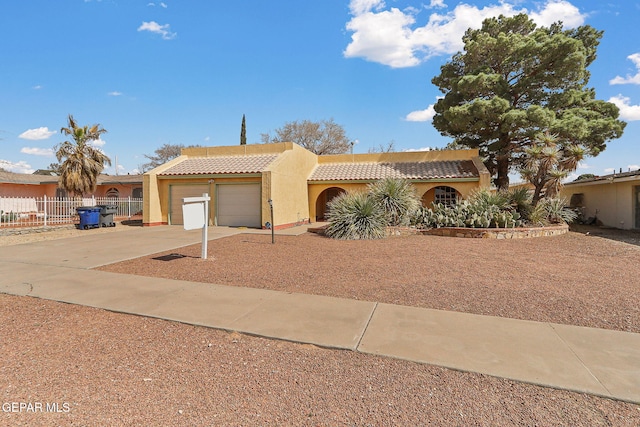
{"left": 434, "top": 186, "right": 459, "bottom": 207}
{"left": 105, "top": 187, "right": 120, "bottom": 198}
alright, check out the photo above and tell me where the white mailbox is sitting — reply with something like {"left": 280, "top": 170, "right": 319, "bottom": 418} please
{"left": 182, "top": 194, "right": 210, "bottom": 259}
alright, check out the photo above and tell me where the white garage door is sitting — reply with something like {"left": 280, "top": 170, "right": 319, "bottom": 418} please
{"left": 169, "top": 184, "right": 209, "bottom": 225}
{"left": 217, "top": 183, "right": 261, "bottom": 228}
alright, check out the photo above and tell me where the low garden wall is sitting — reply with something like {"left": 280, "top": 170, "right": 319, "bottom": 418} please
{"left": 308, "top": 224, "right": 569, "bottom": 239}
{"left": 421, "top": 224, "right": 569, "bottom": 239}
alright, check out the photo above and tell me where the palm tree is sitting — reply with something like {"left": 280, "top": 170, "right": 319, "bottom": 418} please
{"left": 55, "top": 114, "right": 111, "bottom": 197}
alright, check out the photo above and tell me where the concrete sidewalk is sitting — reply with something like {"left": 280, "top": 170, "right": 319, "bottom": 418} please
{"left": 1, "top": 224, "right": 639, "bottom": 404}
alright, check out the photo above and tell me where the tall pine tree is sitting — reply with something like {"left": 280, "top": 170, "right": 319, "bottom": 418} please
{"left": 431, "top": 14, "right": 625, "bottom": 190}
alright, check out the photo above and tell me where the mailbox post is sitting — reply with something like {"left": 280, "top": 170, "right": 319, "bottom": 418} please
{"left": 182, "top": 193, "right": 210, "bottom": 259}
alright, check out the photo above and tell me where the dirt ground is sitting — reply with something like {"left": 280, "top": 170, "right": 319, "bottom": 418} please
{"left": 2, "top": 224, "right": 640, "bottom": 425}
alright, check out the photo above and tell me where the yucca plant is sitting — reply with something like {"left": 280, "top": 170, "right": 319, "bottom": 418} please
{"left": 541, "top": 197, "right": 577, "bottom": 224}
{"left": 529, "top": 197, "right": 577, "bottom": 225}
{"left": 325, "top": 192, "right": 387, "bottom": 240}
{"left": 468, "top": 188, "right": 510, "bottom": 210}
{"left": 368, "top": 177, "right": 420, "bottom": 226}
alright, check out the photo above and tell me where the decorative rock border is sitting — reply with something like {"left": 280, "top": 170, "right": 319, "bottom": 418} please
{"left": 421, "top": 224, "right": 569, "bottom": 239}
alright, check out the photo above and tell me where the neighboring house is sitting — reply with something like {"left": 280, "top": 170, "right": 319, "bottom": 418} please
{"left": 144, "top": 142, "right": 491, "bottom": 228}
{"left": 561, "top": 169, "right": 640, "bottom": 230}
{"left": 0, "top": 170, "right": 143, "bottom": 199}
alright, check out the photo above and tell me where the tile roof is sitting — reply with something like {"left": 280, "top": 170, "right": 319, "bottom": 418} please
{"left": 0, "top": 171, "right": 142, "bottom": 185}
{"left": 308, "top": 160, "right": 478, "bottom": 181}
{"left": 158, "top": 155, "right": 279, "bottom": 176}
{"left": 98, "top": 175, "right": 143, "bottom": 184}
{"left": 565, "top": 168, "right": 640, "bottom": 185}
{"left": 0, "top": 170, "right": 58, "bottom": 185}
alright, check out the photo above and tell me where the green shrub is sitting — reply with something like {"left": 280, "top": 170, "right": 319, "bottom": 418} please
{"left": 325, "top": 192, "right": 387, "bottom": 240}
{"left": 506, "top": 187, "right": 534, "bottom": 221}
{"left": 530, "top": 197, "right": 577, "bottom": 225}
{"left": 368, "top": 177, "right": 420, "bottom": 226}
{"left": 0, "top": 210, "right": 18, "bottom": 223}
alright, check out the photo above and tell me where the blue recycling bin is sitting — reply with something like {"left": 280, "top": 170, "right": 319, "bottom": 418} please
{"left": 77, "top": 207, "right": 101, "bottom": 229}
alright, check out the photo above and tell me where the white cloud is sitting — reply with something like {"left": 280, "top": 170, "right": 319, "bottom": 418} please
{"left": 138, "top": 21, "right": 176, "bottom": 40}
{"left": 528, "top": 0, "right": 584, "bottom": 27}
{"left": 577, "top": 162, "right": 590, "bottom": 169}
{"left": 19, "top": 127, "right": 56, "bottom": 140}
{"left": 89, "top": 138, "right": 107, "bottom": 147}
{"left": 348, "top": 0, "right": 385, "bottom": 16}
{"left": 405, "top": 104, "right": 436, "bottom": 122}
{"left": 628, "top": 164, "right": 640, "bottom": 171}
{"left": 608, "top": 94, "right": 640, "bottom": 121}
{"left": 20, "top": 147, "right": 54, "bottom": 157}
{"left": 108, "top": 91, "right": 123, "bottom": 96}
{"left": 610, "top": 53, "right": 640, "bottom": 85}
{"left": 0, "top": 159, "right": 34, "bottom": 174}
{"left": 344, "top": 0, "right": 586, "bottom": 68}
{"left": 403, "top": 146, "right": 433, "bottom": 152}
{"left": 33, "top": 85, "right": 43, "bottom": 90}
{"left": 428, "top": 0, "right": 446, "bottom": 9}
{"left": 147, "top": 2, "right": 168, "bottom": 7}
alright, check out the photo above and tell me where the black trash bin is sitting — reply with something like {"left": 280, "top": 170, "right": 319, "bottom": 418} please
{"left": 97, "top": 205, "right": 117, "bottom": 227}
{"left": 77, "top": 207, "right": 101, "bottom": 229}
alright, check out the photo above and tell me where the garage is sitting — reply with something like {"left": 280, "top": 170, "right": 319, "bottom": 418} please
{"left": 169, "top": 184, "right": 209, "bottom": 225}
{"left": 217, "top": 183, "right": 261, "bottom": 228}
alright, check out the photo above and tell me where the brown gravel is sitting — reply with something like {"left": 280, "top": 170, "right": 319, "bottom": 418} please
{"left": 2, "top": 225, "right": 640, "bottom": 425}
{"left": 2, "top": 294, "right": 639, "bottom": 426}
{"left": 100, "top": 228, "right": 640, "bottom": 333}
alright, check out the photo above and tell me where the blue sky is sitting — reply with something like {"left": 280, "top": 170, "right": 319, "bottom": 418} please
{"left": 1, "top": 0, "right": 639, "bottom": 180}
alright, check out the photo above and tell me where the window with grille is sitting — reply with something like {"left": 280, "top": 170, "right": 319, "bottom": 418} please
{"left": 434, "top": 186, "right": 458, "bottom": 206}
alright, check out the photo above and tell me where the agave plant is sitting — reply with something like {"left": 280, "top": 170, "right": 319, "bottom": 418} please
{"left": 325, "top": 192, "right": 387, "bottom": 240}
{"left": 368, "top": 177, "right": 420, "bottom": 226}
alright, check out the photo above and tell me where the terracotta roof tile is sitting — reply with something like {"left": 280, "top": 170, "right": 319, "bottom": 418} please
{"left": 308, "top": 160, "right": 478, "bottom": 181}
{"left": 159, "top": 155, "right": 279, "bottom": 176}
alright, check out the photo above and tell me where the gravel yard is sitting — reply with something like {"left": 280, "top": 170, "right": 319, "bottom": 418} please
{"left": 2, "top": 225, "right": 640, "bottom": 425}
{"left": 100, "top": 227, "right": 640, "bottom": 333}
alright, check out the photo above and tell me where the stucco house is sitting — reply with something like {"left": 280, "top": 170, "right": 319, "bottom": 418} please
{"left": 143, "top": 142, "right": 490, "bottom": 229}
{"left": 561, "top": 169, "right": 640, "bottom": 230}
{"left": 0, "top": 170, "right": 143, "bottom": 199}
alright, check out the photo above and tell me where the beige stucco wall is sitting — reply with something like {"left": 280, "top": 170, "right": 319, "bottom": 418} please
{"left": 144, "top": 143, "right": 297, "bottom": 227}
{"left": 561, "top": 177, "right": 640, "bottom": 230}
{"left": 307, "top": 150, "right": 490, "bottom": 222}
{"left": 308, "top": 180, "right": 483, "bottom": 222}
{"left": 182, "top": 142, "right": 293, "bottom": 157}
{"left": 143, "top": 155, "right": 189, "bottom": 225}
{"left": 264, "top": 143, "right": 318, "bottom": 227}
{"left": 144, "top": 144, "right": 492, "bottom": 228}
{"left": 317, "top": 149, "right": 481, "bottom": 164}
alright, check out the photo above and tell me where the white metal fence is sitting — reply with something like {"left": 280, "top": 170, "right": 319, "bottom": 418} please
{"left": 0, "top": 196, "right": 143, "bottom": 228}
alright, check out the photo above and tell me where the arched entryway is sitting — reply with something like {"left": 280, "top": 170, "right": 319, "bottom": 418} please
{"left": 421, "top": 185, "right": 461, "bottom": 207}
{"left": 315, "top": 187, "right": 345, "bottom": 221}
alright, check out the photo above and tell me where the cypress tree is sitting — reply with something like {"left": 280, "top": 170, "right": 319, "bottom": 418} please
{"left": 240, "top": 114, "right": 246, "bottom": 145}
